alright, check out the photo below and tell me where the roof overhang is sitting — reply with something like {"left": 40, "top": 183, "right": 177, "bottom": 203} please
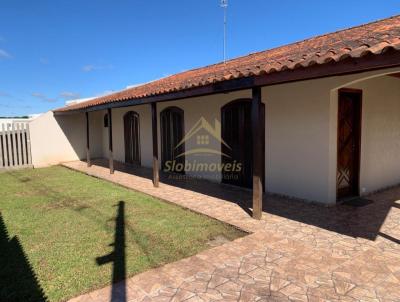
{"left": 54, "top": 49, "right": 400, "bottom": 116}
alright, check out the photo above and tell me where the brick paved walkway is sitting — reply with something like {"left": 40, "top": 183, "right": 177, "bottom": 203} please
{"left": 64, "top": 159, "right": 400, "bottom": 302}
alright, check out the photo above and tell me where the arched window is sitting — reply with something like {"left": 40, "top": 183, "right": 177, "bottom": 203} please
{"left": 221, "top": 99, "right": 265, "bottom": 189}
{"left": 160, "top": 107, "right": 185, "bottom": 174}
{"left": 123, "top": 111, "right": 140, "bottom": 164}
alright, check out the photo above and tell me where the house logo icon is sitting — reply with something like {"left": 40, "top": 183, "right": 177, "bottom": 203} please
{"left": 174, "top": 117, "right": 231, "bottom": 158}
{"left": 163, "top": 117, "right": 242, "bottom": 174}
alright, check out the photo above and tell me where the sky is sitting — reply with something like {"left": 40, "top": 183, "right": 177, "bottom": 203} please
{"left": 0, "top": 1, "right": 399, "bottom": 116}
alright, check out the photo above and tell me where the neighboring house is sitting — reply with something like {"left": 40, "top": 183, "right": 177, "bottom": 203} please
{"left": 30, "top": 15, "right": 400, "bottom": 218}
{"left": 0, "top": 116, "right": 39, "bottom": 129}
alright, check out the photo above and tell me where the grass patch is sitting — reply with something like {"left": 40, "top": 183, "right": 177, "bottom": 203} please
{"left": 0, "top": 166, "right": 245, "bottom": 302}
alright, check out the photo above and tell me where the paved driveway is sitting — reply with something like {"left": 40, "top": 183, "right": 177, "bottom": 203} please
{"left": 65, "top": 160, "right": 400, "bottom": 302}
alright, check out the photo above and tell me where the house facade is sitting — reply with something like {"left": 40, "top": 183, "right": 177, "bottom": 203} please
{"left": 30, "top": 15, "right": 400, "bottom": 218}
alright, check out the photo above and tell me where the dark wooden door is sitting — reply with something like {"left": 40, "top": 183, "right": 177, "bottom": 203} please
{"left": 161, "top": 107, "right": 185, "bottom": 173}
{"left": 221, "top": 99, "right": 265, "bottom": 189}
{"left": 124, "top": 111, "right": 140, "bottom": 164}
{"left": 337, "top": 89, "right": 362, "bottom": 199}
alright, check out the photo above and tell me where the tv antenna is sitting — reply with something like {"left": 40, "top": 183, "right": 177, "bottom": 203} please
{"left": 220, "top": 0, "right": 228, "bottom": 63}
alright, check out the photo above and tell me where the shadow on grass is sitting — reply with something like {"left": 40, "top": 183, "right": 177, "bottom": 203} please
{"left": 92, "top": 159, "right": 254, "bottom": 216}
{"left": 0, "top": 213, "right": 48, "bottom": 302}
{"left": 96, "top": 201, "right": 126, "bottom": 302}
{"left": 90, "top": 158, "right": 400, "bottom": 244}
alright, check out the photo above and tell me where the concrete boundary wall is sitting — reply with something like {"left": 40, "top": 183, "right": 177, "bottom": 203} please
{"left": 30, "top": 111, "right": 87, "bottom": 167}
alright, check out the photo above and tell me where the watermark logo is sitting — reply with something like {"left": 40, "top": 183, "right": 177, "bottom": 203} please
{"left": 176, "top": 117, "right": 230, "bottom": 158}
{"left": 164, "top": 117, "right": 242, "bottom": 176}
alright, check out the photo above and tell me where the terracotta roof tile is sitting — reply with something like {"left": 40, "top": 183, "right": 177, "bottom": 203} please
{"left": 56, "top": 14, "right": 400, "bottom": 112}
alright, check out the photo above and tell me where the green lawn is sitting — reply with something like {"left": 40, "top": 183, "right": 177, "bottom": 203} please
{"left": 0, "top": 166, "right": 245, "bottom": 302}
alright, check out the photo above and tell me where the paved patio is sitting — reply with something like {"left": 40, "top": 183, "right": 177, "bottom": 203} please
{"left": 64, "top": 159, "right": 400, "bottom": 302}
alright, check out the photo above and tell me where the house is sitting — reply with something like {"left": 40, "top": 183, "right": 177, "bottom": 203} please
{"left": 30, "top": 15, "right": 400, "bottom": 219}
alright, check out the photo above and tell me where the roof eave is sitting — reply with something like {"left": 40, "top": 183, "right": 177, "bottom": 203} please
{"left": 54, "top": 49, "right": 400, "bottom": 116}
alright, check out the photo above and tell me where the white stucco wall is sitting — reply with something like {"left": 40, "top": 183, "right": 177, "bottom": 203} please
{"left": 348, "top": 76, "right": 400, "bottom": 195}
{"left": 30, "top": 110, "right": 103, "bottom": 167}
{"left": 97, "top": 83, "right": 332, "bottom": 202}
{"left": 262, "top": 81, "right": 332, "bottom": 203}
{"left": 29, "top": 67, "right": 400, "bottom": 205}
{"left": 101, "top": 105, "right": 153, "bottom": 167}
{"left": 98, "top": 90, "right": 252, "bottom": 181}
{"left": 264, "top": 67, "right": 400, "bottom": 203}
{"left": 156, "top": 90, "right": 252, "bottom": 181}
{"left": 30, "top": 111, "right": 86, "bottom": 167}
{"left": 93, "top": 67, "right": 400, "bottom": 204}
{"left": 88, "top": 110, "right": 104, "bottom": 159}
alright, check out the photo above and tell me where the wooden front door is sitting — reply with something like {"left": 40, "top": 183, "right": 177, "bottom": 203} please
{"left": 124, "top": 111, "right": 140, "bottom": 164}
{"left": 337, "top": 89, "right": 362, "bottom": 199}
{"left": 160, "top": 107, "right": 185, "bottom": 173}
{"left": 221, "top": 99, "right": 265, "bottom": 189}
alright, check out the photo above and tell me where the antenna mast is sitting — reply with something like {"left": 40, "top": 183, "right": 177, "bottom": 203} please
{"left": 220, "top": 0, "right": 228, "bottom": 63}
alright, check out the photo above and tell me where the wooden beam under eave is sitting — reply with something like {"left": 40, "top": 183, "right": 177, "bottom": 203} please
{"left": 108, "top": 108, "right": 114, "bottom": 174}
{"left": 251, "top": 87, "right": 263, "bottom": 219}
{"left": 86, "top": 111, "right": 91, "bottom": 167}
{"left": 388, "top": 72, "right": 400, "bottom": 78}
{"left": 151, "top": 102, "right": 159, "bottom": 187}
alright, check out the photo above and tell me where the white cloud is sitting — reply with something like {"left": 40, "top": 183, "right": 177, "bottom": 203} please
{"left": 0, "top": 49, "right": 12, "bottom": 59}
{"left": 31, "top": 91, "right": 81, "bottom": 103}
{"left": 59, "top": 91, "right": 80, "bottom": 100}
{"left": 31, "top": 92, "right": 45, "bottom": 98}
{"left": 96, "top": 90, "right": 114, "bottom": 96}
{"left": 82, "top": 65, "right": 95, "bottom": 72}
{"left": 31, "top": 92, "right": 57, "bottom": 103}
{"left": 39, "top": 58, "right": 49, "bottom": 65}
{"left": 0, "top": 103, "right": 11, "bottom": 108}
{"left": 0, "top": 92, "right": 25, "bottom": 103}
{"left": 0, "top": 103, "right": 31, "bottom": 110}
{"left": 82, "top": 64, "right": 114, "bottom": 72}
